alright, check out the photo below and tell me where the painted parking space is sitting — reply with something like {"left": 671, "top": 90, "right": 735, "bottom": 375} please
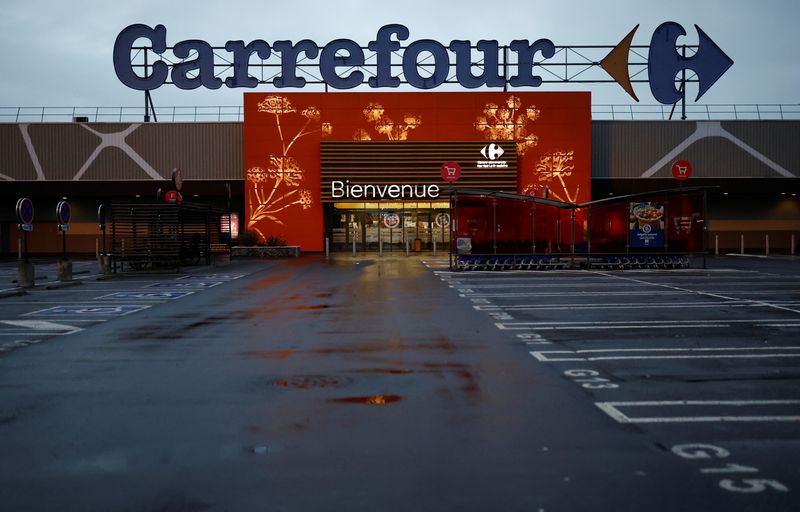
{"left": 23, "top": 304, "right": 151, "bottom": 316}
{"left": 96, "top": 291, "right": 195, "bottom": 300}
{"left": 176, "top": 274, "right": 245, "bottom": 281}
{"left": 435, "top": 260, "right": 800, "bottom": 495}
{"left": 144, "top": 281, "right": 223, "bottom": 289}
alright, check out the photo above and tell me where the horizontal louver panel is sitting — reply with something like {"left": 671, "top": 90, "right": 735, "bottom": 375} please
{"left": 320, "top": 141, "right": 517, "bottom": 202}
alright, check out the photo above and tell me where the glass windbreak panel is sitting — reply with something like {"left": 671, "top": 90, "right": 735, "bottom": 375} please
{"left": 495, "top": 197, "right": 533, "bottom": 254}
{"left": 453, "top": 196, "right": 493, "bottom": 254}
{"left": 588, "top": 202, "right": 629, "bottom": 254}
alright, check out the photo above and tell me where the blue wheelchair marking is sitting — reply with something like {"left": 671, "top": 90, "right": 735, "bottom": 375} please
{"left": 27, "top": 305, "right": 150, "bottom": 316}
{"left": 101, "top": 291, "right": 194, "bottom": 300}
{"left": 145, "top": 281, "right": 222, "bottom": 289}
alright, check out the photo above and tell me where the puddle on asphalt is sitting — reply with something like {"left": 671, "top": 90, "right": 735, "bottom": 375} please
{"left": 271, "top": 375, "right": 352, "bottom": 389}
{"left": 346, "top": 368, "right": 416, "bottom": 375}
{"left": 327, "top": 394, "right": 403, "bottom": 405}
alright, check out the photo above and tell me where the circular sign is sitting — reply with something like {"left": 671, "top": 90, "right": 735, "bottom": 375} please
{"left": 16, "top": 197, "right": 34, "bottom": 224}
{"left": 672, "top": 159, "right": 692, "bottom": 181}
{"left": 97, "top": 204, "right": 106, "bottom": 229}
{"left": 434, "top": 212, "right": 450, "bottom": 228}
{"left": 172, "top": 167, "right": 183, "bottom": 191}
{"left": 440, "top": 161, "right": 461, "bottom": 183}
{"left": 383, "top": 213, "right": 400, "bottom": 229}
{"left": 56, "top": 200, "right": 71, "bottom": 225}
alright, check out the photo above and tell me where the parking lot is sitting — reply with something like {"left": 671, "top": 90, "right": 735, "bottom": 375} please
{"left": 0, "top": 254, "right": 798, "bottom": 511}
{"left": 430, "top": 256, "right": 800, "bottom": 506}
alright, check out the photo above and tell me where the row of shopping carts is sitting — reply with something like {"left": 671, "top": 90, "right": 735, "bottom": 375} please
{"left": 587, "top": 254, "right": 691, "bottom": 270}
{"left": 453, "top": 254, "right": 691, "bottom": 271}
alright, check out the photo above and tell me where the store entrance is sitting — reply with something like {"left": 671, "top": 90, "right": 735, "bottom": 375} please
{"left": 325, "top": 202, "right": 451, "bottom": 253}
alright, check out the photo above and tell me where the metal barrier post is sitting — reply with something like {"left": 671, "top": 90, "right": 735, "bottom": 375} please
{"left": 715, "top": 235, "right": 719, "bottom": 255}
{"left": 792, "top": 234, "right": 796, "bottom": 256}
{"left": 18, "top": 239, "right": 21, "bottom": 260}
{"left": 433, "top": 239, "right": 437, "bottom": 257}
{"left": 325, "top": 237, "right": 329, "bottom": 260}
{"left": 406, "top": 240, "right": 410, "bottom": 256}
{"left": 740, "top": 234, "right": 744, "bottom": 255}
{"left": 352, "top": 236, "right": 356, "bottom": 258}
{"left": 95, "top": 238, "right": 99, "bottom": 259}
{"left": 766, "top": 234, "right": 769, "bottom": 256}
{"left": 379, "top": 239, "right": 383, "bottom": 257}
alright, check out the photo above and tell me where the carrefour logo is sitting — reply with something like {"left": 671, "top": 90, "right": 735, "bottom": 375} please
{"left": 114, "top": 22, "right": 732, "bottom": 105}
{"left": 478, "top": 143, "right": 508, "bottom": 169}
{"left": 481, "top": 143, "right": 505, "bottom": 161}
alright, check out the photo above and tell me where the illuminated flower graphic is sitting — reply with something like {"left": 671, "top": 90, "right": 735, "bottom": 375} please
{"left": 246, "top": 166, "right": 268, "bottom": 184}
{"left": 257, "top": 96, "right": 296, "bottom": 115}
{"left": 302, "top": 106, "right": 321, "bottom": 121}
{"left": 363, "top": 103, "right": 385, "bottom": 122}
{"left": 534, "top": 150, "right": 577, "bottom": 203}
{"left": 299, "top": 189, "right": 313, "bottom": 209}
{"left": 268, "top": 156, "right": 304, "bottom": 187}
{"left": 375, "top": 117, "right": 395, "bottom": 136}
{"left": 249, "top": 96, "right": 328, "bottom": 234}
{"left": 359, "top": 104, "right": 423, "bottom": 141}
{"left": 475, "top": 96, "right": 538, "bottom": 149}
{"left": 507, "top": 96, "right": 523, "bottom": 109}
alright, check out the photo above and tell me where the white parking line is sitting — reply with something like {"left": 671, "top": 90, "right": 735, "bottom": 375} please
{"left": 474, "top": 301, "right": 800, "bottom": 311}
{"left": 496, "top": 318, "right": 800, "bottom": 330}
{"left": 595, "top": 400, "right": 800, "bottom": 424}
{"left": 531, "top": 346, "right": 800, "bottom": 362}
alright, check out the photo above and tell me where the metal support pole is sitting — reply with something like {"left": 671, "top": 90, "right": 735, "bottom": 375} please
{"left": 681, "top": 45, "right": 687, "bottom": 121}
{"left": 379, "top": 239, "right": 383, "bottom": 257}
{"left": 492, "top": 196, "right": 497, "bottom": 255}
{"left": 406, "top": 240, "right": 410, "bottom": 256}
{"left": 792, "top": 234, "right": 796, "bottom": 256}
{"left": 715, "top": 234, "right": 719, "bottom": 256}
{"left": 96, "top": 238, "right": 99, "bottom": 259}
{"left": 766, "top": 234, "right": 770, "bottom": 256}
{"left": 352, "top": 235, "right": 356, "bottom": 258}
{"left": 325, "top": 237, "right": 329, "bottom": 260}
{"left": 18, "top": 238, "right": 22, "bottom": 261}
{"left": 740, "top": 234, "right": 744, "bottom": 255}
{"left": 433, "top": 239, "right": 437, "bottom": 257}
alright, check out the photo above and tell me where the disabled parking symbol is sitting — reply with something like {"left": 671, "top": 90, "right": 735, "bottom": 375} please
{"left": 25, "top": 305, "right": 150, "bottom": 316}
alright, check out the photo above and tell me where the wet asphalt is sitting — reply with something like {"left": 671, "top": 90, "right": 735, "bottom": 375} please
{"left": 0, "top": 254, "right": 798, "bottom": 511}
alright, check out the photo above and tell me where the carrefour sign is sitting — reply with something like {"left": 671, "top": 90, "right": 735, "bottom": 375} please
{"left": 114, "top": 23, "right": 733, "bottom": 104}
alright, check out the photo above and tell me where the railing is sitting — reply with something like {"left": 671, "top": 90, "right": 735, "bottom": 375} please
{"left": 1, "top": 104, "right": 798, "bottom": 123}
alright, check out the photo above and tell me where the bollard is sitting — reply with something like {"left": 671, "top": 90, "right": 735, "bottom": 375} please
{"left": 714, "top": 234, "right": 719, "bottom": 256}
{"left": 379, "top": 239, "right": 383, "bottom": 257}
{"left": 766, "top": 234, "right": 769, "bottom": 256}
{"left": 18, "top": 239, "right": 22, "bottom": 260}
{"left": 740, "top": 234, "right": 744, "bottom": 255}
{"left": 95, "top": 238, "right": 99, "bottom": 259}
{"left": 325, "top": 237, "right": 329, "bottom": 260}
{"left": 793, "top": 234, "right": 796, "bottom": 256}
{"left": 406, "top": 240, "right": 410, "bottom": 256}
{"left": 433, "top": 239, "right": 437, "bottom": 257}
{"left": 352, "top": 236, "right": 356, "bottom": 258}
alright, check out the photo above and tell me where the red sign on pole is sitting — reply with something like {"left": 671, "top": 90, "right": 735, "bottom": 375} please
{"left": 440, "top": 161, "right": 461, "bottom": 182}
{"left": 165, "top": 190, "right": 183, "bottom": 204}
{"left": 672, "top": 159, "right": 692, "bottom": 181}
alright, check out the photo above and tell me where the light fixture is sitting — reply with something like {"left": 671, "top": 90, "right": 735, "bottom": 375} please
{"left": 781, "top": 192, "right": 786, "bottom": 195}
{"left": 61, "top": 196, "right": 67, "bottom": 200}
{"left": 135, "top": 194, "right": 141, "bottom": 198}
{"left": 723, "top": 192, "right": 729, "bottom": 195}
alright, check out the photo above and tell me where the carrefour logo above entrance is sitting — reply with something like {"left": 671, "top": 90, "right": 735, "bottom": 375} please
{"left": 113, "top": 23, "right": 733, "bottom": 104}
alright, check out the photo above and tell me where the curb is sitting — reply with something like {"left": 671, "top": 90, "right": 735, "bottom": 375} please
{"left": 0, "top": 287, "right": 26, "bottom": 299}
{"left": 44, "top": 280, "right": 84, "bottom": 290}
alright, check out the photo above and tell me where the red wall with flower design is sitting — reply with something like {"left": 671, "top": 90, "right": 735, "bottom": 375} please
{"left": 244, "top": 92, "right": 591, "bottom": 252}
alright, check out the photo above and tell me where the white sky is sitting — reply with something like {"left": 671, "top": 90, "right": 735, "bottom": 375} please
{"left": 1, "top": 0, "right": 798, "bottom": 108}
